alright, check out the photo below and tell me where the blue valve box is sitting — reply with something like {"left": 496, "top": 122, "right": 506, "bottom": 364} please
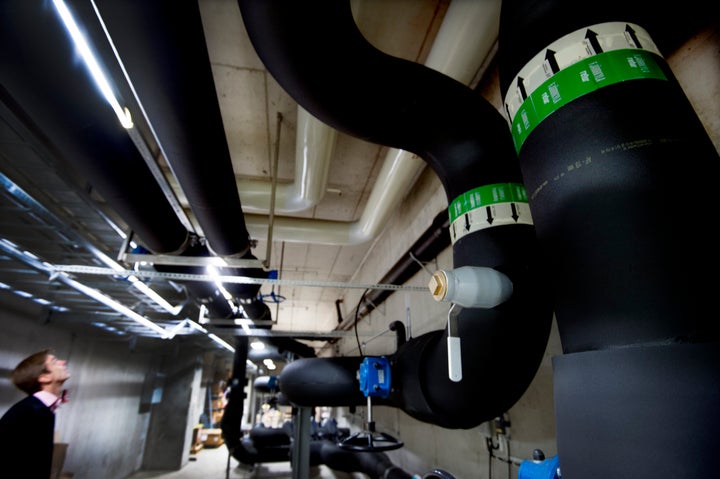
{"left": 518, "top": 455, "right": 560, "bottom": 479}
{"left": 359, "top": 356, "right": 391, "bottom": 398}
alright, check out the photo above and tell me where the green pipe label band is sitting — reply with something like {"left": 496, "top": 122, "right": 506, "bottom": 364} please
{"left": 509, "top": 49, "right": 666, "bottom": 152}
{"left": 503, "top": 22, "right": 666, "bottom": 153}
{"left": 448, "top": 183, "right": 533, "bottom": 244}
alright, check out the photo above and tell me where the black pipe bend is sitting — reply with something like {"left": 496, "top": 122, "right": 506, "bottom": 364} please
{"left": 243, "top": 0, "right": 554, "bottom": 429}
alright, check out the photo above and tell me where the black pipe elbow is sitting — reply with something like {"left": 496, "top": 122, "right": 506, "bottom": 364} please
{"left": 244, "top": 0, "right": 554, "bottom": 428}
{"left": 310, "top": 441, "right": 414, "bottom": 479}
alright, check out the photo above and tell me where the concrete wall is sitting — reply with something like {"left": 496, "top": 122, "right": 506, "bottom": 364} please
{"left": 141, "top": 351, "right": 203, "bottom": 470}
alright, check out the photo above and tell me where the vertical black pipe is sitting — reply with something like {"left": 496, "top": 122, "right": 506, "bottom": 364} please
{"left": 499, "top": 1, "right": 720, "bottom": 476}
{"left": 221, "top": 336, "right": 249, "bottom": 450}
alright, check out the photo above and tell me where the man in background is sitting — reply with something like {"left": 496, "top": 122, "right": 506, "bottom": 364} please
{"left": 0, "top": 349, "right": 70, "bottom": 478}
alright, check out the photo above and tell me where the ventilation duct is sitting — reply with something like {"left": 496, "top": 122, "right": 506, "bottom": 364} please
{"left": 238, "top": 0, "right": 554, "bottom": 429}
{"left": 498, "top": 0, "right": 720, "bottom": 476}
{"left": 237, "top": 106, "right": 337, "bottom": 214}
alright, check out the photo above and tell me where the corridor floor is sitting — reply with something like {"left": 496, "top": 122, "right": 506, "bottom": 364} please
{"left": 125, "top": 444, "right": 359, "bottom": 479}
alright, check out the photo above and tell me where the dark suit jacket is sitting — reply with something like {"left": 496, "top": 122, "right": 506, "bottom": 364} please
{"left": 0, "top": 395, "right": 55, "bottom": 479}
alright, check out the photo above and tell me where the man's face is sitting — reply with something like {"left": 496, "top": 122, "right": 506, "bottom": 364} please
{"left": 40, "top": 354, "right": 70, "bottom": 385}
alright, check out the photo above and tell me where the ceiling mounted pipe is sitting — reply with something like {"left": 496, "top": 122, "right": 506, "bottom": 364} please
{"left": 95, "top": 0, "right": 252, "bottom": 258}
{"left": 1, "top": 1, "right": 263, "bottom": 321}
{"left": 498, "top": 0, "right": 720, "bottom": 476}
{"left": 152, "top": 240, "right": 235, "bottom": 319}
{"left": 243, "top": 149, "right": 426, "bottom": 245}
{"left": 239, "top": 0, "right": 554, "bottom": 428}
{"left": 220, "top": 251, "right": 272, "bottom": 322}
{"left": 241, "top": 0, "right": 503, "bottom": 244}
{"left": 0, "top": 1, "right": 189, "bottom": 255}
{"left": 94, "top": 0, "right": 274, "bottom": 320}
{"left": 238, "top": 107, "right": 337, "bottom": 213}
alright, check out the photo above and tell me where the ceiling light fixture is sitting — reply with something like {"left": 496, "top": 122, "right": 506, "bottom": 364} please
{"left": 0, "top": 238, "right": 168, "bottom": 338}
{"left": 250, "top": 340, "right": 266, "bottom": 351}
{"left": 51, "top": 0, "right": 133, "bottom": 129}
{"left": 263, "top": 358, "right": 276, "bottom": 370}
{"left": 208, "top": 333, "right": 235, "bottom": 353}
{"left": 233, "top": 318, "right": 252, "bottom": 335}
{"left": 207, "top": 265, "right": 238, "bottom": 313}
{"left": 66, "top": 275, "right": 170, "bottom": 338}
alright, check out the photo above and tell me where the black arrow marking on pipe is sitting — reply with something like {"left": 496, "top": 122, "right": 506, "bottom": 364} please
{"left": 504, "top": 102, "right": 512, "bottom": 121}
{"left": 511, "top": 203, "right": 519, "bottom": 222}
{"left": 545, "top": 49, "right": 559, "bottom": 74}
{"left": 626, "top": 25, "right": 642, "bottom": 48}
{"left": 517, "top": 77, "right": 527, "bottom": 100}
{"left": 452, "top": 222, "right": 456, "bottom": 239}
{"left": 586, "top": 29, "right": 602, "bottom": 54}
{"left": 464, "top": 214, "right": 471, "bottom": 231}
{"left": 485, "top": 207, "right": 494, "bottom": 225}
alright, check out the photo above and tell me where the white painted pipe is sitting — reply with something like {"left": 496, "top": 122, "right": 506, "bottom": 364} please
{"left": 245, "top": 148, "right": 426, "bottom": 244}
{"left": 247, "top": 0, "right": 503, "bottom": 244}
{"left": 237, "top": 107, "right": 337, "bottom": 213}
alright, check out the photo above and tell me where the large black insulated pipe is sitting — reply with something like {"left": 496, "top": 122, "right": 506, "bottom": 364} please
{"left": 0, "top": 1, "right": 189, "bottom": 255}
{"left": 222, "top": 252, "right": 272, "bottom": 323}
{"left": 95, "top": 0, "right": 252, "bottom": 258}
{"left": 1, "top": 1, "right": 268, "bottom": 321}
{"left": 310, "top": 441, "right": 413, "bottom": 479}
{"left": 239, "top": 0, "right": 554, "bottom": 429}
{"left": 94, "top": 0, "right": 273, "bottom": 321}
{"left": 153, "top": 240, "right": 235, "bottom": 319}
{"left": 499, "top": 0, "right": 720, "bottom": 476}
{"left": 221, "top": 335, "right": 250, "bottom": 451}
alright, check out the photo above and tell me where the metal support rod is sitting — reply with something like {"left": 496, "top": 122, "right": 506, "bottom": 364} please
{"left": 366, "top": 395, "right": 373, "bottom": 426}
{"left": 446, "top": 304, "right": 463, "bottom": 382}
{"left": 264, "top": 112, "right": 283, "bottom": 269}
{"left": 361, "top": 324, "right": 394, "bottom": 348}
{"left": 291, "top": 406, "right": 311, "bottom": 479}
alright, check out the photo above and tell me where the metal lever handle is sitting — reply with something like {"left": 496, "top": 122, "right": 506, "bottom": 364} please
{"left": 447, "top": 304, "right": 462, "bottom": 382}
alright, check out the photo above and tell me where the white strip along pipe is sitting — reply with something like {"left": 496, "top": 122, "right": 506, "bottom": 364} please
{"left": 245, "top": 0, "right": 503, "bottom": 245}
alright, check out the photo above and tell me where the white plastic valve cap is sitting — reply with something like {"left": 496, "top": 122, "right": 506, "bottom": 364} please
{"left": 429, "top": 266, "right": 513, "bottom": 308}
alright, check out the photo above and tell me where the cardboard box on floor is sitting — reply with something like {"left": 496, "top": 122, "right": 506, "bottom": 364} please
{"left": 51, "top": 442, "right": 69, "bottom": 479}
{"left": 200, "top": 428, "right": 224, "bottom": 448}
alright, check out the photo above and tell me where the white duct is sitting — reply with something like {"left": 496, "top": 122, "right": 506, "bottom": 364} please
{"left": 237, "top": 107, "right": 337, "bottom": 213}
{"left": 246, "top": 0, "right": 502, "bottom": 244}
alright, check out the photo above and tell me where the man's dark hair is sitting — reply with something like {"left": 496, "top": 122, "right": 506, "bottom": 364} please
{"left": 11, "top": 349, "right": 53, "bottom": 395}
